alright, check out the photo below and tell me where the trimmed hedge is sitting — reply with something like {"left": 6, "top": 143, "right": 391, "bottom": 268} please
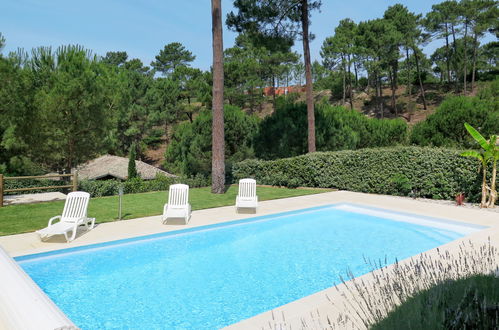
{"left": 233, "top": 146, "right": 486, "bottom": 202}
{"left": 78, "top": 174, "right": 209, "bottom": 197}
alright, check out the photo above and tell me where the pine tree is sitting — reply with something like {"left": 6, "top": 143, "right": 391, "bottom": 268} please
{"left": 211, "top": 0, "right": 225, "bottom": 194}
{"left": 227, "top": 0, "right": 322, "bottom": 153}
{"left": 128, "top": 144, "right": 138, "bottom": 180}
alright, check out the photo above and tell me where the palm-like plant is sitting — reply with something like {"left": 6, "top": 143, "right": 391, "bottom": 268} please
{"left": 487, "top": 135, "right": 499, "bottom": 207}
{"left": 461, "top": 123, "right": 498, "bottom": 208}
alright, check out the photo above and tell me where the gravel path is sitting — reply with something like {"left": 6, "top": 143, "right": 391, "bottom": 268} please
{"left": 3, "top": 192, "right": 67, "bottom": 206}
{"left": 394, "top": 195, "right": 499, "bottom": 213}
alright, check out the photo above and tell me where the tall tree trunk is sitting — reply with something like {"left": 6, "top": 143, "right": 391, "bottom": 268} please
{"left": 463, "top": 22, "right": 468, "bottom": 95}
{"left": 249, "top": 88, "right": 255, "bottom": 114}
{"left": 390, "top": 65, "right": 396, "bottom": 115}
{"left": 211, "top": 0, "right": 225, "bottom": 194}
{"left": 272, "top": 75, "right": 277, "bottom": 110}
{"left": 373, "top": 70, "right": 379, "bottom": 115}
{"left": 406, "top": 47, "right": 412, "bottom": 98}
{"left": 366, "top": 66, "right": 371, "bottom": 91}
{"left": 67, "top": 139, "right": 74, "bottom": 175}
{"left": 379, "top": 74, "right": 384, "bottom": 119}
{"left": 301, "top": 0, "right": 316, "bottom": 153}
{"left": 347, "top": 54, "right": 353, "bottom": 110}
{"left": 444, "top": 23, "right": 451, "bottom": 83}
{"left": 451, "top": 24, "right": 459, "bottom": 90}
{"left": 374, "top": 68, "right": 381, "bottom": 118}
{"left": 342, "top": 57, "right": 346, "bottom": 104}
{"left": 471, "top": 32, "right": 478, "bottom": 92}
{"left": 393, "top": 59, "right": 398, "bottom": 90}
{"left": 353, "top": 59, "right": 358, "bottom": 87}
{"left": 164, "top": 121, "right": 170, "bottom": 143}
{"left": 413, "top": 47, "right": 427, "bottom": 110}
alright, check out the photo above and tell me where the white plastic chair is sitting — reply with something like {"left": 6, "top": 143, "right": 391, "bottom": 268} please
{"left": 236, "top": 178, "right": 258, "bottom": 212}
{"left": 36, "top": 191, "right": 95, "bottom": 243}
{"left": 162, "top": 184, "right": 191, "bottom": 224}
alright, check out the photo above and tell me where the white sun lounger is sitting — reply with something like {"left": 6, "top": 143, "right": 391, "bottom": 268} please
{"left": 236, "top": 178, "right": 258, "bottom": 212}
{"left": 162, "top": 184, "right": 191, "bottom": 224}
{"left": 36, "top": 191, "right": 95, "bottom": 242}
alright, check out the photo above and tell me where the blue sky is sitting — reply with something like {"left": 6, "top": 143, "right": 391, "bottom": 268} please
{"left": 0, "top": 0, "right": 482, "bottom": 70}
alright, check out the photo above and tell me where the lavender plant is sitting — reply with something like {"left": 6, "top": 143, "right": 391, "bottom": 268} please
{"left": 262, "top": 240, "right": 498, "bottom": 330}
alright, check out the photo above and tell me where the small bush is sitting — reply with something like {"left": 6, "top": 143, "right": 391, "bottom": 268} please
{"left": 123, "top": 177, "right": 149, "bottom": 194}
{"left": 233, "top": 146, "right": 484, "bottom": 202}
{"left": 357, "top": 77, "right": 368, "bottom": 90}
{"left": 181, "top": 173, "right": 211, "bottom": 188}
{"left": 79, "top": 179, "right": 122, "bottom": 197}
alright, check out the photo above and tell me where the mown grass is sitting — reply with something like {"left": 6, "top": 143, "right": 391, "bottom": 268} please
{"left": 0, "top": 185, "right": 330, "bottom": 236}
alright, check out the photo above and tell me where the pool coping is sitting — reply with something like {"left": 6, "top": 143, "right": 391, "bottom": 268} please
{"left": 1, "top": 190, "right": 498, "bottom": 329}
{"left": 14, "top": 202, "right": 486, "bottom": 263}
{"left": 14, "top": 204, "right": 338, "bottom": 261}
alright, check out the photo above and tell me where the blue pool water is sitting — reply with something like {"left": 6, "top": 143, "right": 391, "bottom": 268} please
{"left": 17, "top": 204, "right": 474, "bottom": 329}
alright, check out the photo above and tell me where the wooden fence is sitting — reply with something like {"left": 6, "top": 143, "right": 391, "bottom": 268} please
{"left": 0, "top": 172, "right": 78, "bottom": 207}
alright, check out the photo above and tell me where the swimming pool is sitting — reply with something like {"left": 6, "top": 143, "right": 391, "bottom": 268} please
{"left": 16, "top": 204, "right": 483, "bottom": 329}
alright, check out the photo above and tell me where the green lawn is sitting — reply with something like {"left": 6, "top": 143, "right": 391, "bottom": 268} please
{"left": 0, "top": 186, "right": 330, "bottom": 236}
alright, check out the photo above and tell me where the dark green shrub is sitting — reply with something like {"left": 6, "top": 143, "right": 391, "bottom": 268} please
{"left": 357, "top": 77, "right": 368, "bottom": 90}
{"left": 283, "top": 92, "right": 301, "bottom": 104}
{"left": 143, "top": 128, "right": 164, "bottom": 148}
{"left": 181, "top": 173, "right": 211, "bottom": 188}
{"left": 410, "top": 95, "right": 499, "bottom": 148}
{"left": 164, "top": 105, "right": 258, "bottom": 176}
{"left": 255, "top": 102, "right": 312, "bottom": 159}
{"left": 477, "top": 77, "right": 499, "bottom": 99}
{"left": 79, "top": 179, "right": 122, "bottom": 197}
{"left": 233, "top": 146, "right": 484, "bottom": 202}
{"left": 123, "top": 177, "right": 148, "bottom": 194}
{"left": 255, "top": 102, "right": 408, "bottom": 160}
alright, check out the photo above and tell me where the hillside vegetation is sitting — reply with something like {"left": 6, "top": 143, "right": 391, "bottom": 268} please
{"left": 0, "top": 0, "right": 497, "bottom": 176}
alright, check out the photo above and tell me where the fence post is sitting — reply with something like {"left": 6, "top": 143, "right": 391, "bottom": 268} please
{"left": 0, "top": 174, "right": 3, "bottom": 207}
{"left": 72, "top": 171, "right": 78, "bottom": 192}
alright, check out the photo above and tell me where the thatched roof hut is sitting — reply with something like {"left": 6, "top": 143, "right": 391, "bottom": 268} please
{"left": 76, "top": 155, "right": 176, "bottom": 180}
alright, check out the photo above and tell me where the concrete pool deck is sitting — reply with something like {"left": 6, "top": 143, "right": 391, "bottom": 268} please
{"left": 1, "top": 190, "right": 498, "bottom": 328}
